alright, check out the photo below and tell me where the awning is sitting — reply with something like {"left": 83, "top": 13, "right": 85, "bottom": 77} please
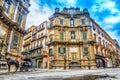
{"left": 102, "top": 57, "right": 108, "bottom": 62}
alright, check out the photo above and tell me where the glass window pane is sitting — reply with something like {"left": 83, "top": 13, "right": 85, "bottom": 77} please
{"left": 50, "top": 22, "right": 54, "bottom": 27}
{"left": 83, "top": 32, "right": 87, "bottom": 40}
{"left": 60, "top": 32, "right": 64, "bottom": 41}
{"left": 84, "top": 47, "right": 88, "bottom": 54}
{"left": 81, "top": 19, "right": 85, "bottom": 24}
{"left": 60, "top": 19, "right": 63, "bottom": 25}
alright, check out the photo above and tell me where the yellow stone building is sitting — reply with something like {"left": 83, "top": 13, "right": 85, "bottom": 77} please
{"left": 47, "top": 7, "right": 120, "bottom": 69}
{"left": 0, "top": 0, "right": 30, "bottom": 68}
{"left": 22, "top": 21, "right": 49, "bottom": 68}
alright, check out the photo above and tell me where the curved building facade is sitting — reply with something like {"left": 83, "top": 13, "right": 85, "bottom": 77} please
{"left": 0, "top": 0, "right": 30, "bottom": 68}
{"left": 47, "top": 7, "right": 120, "bottom": 69}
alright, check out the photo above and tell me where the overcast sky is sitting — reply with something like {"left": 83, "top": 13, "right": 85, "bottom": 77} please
{"left": 26, "top": 0, "right": 120, "bottom": 45}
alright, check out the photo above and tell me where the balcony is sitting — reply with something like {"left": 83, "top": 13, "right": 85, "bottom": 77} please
{"left": 37, "top": 27, "right": 45, "bottom": 32}
{"left": 24, "top": 35, "right": 31, "bottom": 40}
{"left": 23, "top": 42, "right": 30, "bottom": 47}
{"left": 30, "top": 44, "right": 43, "bottom": 52}
{"left": 37, "top": 33, "right": 47, "bottom": 40}
{"left": 21, "top": 50, "right": 29, "bottom": 54}
{"left": 31, "top": 37, "right": 36, "bottom": 42}
{"left": 33, "top": 52, "right": 42, "bottom": 57}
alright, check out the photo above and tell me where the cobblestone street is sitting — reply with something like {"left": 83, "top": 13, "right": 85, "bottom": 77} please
{"left": 0, "top": 68, "right": 120, "bottom": 80}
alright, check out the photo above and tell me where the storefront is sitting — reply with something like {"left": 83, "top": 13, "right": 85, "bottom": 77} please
{"left": 95, "top": 54, "right": 107, "bottom": 68}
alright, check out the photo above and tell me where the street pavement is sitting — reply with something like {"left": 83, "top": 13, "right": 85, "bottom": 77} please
{"left": 0, "top": 68, "right": 120, "bottom": 80}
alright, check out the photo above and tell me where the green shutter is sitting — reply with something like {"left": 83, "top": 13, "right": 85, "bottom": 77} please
{"left": 58, "top": 47, "right": 66, "bottom": 53}
{"left": 50, "top": 22, "right": 53, "bottom": 27}
{"left": 60, "top": 32, "right": 64, "bottom": 41}
{"left": 17, "top": 13, "right": 22, "bottom": 24}
{"left": 49, "top": 48, "right": 53, "bottom": 55}
{"left": 50, "top": 38, "right": 53, "bottom": 42}
{"left": 81, "top": 19, "right": 85, "bottom": 24}
{"left": 14, "top": 35, "right": 18, "bottom": 43}
{"left": 84, "top": 47, "right": 88, "bottom": 54}
{"left": 83, "top": 32, "right": 87, "bottom": 40}
{"left": 58, "top": 48, "right": 60, "bottom": 53}
{"left": 64, "top": 48, "right": 66, "bottom": 53}
{"left": 60, "top": 19, "right": 63, "bottom": 25}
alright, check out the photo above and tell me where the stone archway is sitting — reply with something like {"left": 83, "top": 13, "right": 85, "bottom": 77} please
{"left": 69, "top": 60, "right": 80, "bottom": 69}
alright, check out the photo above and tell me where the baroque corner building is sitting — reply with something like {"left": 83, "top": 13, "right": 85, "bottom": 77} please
{"left": 22, "top": 21, "right": 49, "bottom": 68}
{"left": 0, "top": 0, "right": 30, "bottom": 61}
{"left": 48, "top": 7, "right": 120, "bottom": 69}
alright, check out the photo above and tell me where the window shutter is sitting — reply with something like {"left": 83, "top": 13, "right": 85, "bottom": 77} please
{"left": 60, "top": 19, "right": 63, "bottom": 25}
{"left": 84, "top": 47, "right": 88, "bottom": 54}
{"left": 58, "top": 48, "right": 60, "bottom": 53}
{"left": 83, "top": 32, "right": 87, "bottom": 40}
{"left": 50, "top": 22, "right": 54, "bottom": 27}
{"left": 60, "top": 32, "right": 64, "bottom": 41}
{"left": 64, "top": 48, "right": 66, "bottom": 53}
{"left": 81, "top": 19, "right": 85, "bottom": 24}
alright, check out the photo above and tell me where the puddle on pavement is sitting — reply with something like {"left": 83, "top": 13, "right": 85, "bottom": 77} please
{"left": 64, "top": 75, "right": 117, "bottom": 80}
{"left": 28, "top": 75, "right": 117, "bottom": 80}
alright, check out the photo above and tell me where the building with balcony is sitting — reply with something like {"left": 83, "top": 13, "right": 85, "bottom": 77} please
{"left": 0, "top": 0, "right": 30, "bottom": 68}
{"left": 47, "top": 7, "right": 120, "bottom": 69}
{"left": 22, "top": 21, "right": 49, "bottom": 68}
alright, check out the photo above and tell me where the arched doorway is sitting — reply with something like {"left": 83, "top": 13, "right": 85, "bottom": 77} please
{"left": 69, "top": 60, "right": 80, "bottom": 69}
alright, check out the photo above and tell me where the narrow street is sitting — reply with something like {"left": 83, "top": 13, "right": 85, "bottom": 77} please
{"left": 0, "top": 68, "right": 120, "bottom": 80}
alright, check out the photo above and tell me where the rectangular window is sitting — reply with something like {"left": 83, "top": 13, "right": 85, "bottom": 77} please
{"left": 50, "top": 22, "right": 54, "bottom": 27}
{"left": 50, "top": 37, "right": 53, "bottom": 42}
{"left": 3, "top": 1, "right": 11, "bottom": 13}
{"left": 58, "top": 47, "right": 66, "bottom": 53}
{"left": 6, "top": 4, "right": 10, "bottom": 13}
{"left": 17, "top": 13, "right": 22, "bottom": 24}
{"left": 81, "top": 19, "right": 85, "bottom": 24}
{"left": 83, "top": 32, "right": 87, "bottom": 40}
{"left": 49, "top": 48, "right": 53, "bottom": 55}
{"left": 13, "top": 35, "right": 18, "bottom": 43}
{"left": 60, "top": 19, "right": 63, "bottom": 25}
{"left": 84, "top": 47, "right": 88, "bottom": 54}
{"left": 12, "top": 35, "right": 18, "bottom": 48}
{"left": 60, "top": 32, "right": 64, "bottom": 41}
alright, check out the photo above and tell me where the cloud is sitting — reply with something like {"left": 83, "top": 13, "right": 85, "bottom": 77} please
{"left": 107, "top": 30, "right": 120, "bottom": 45}
{"left": 57, "top": 0, "right": 77, "bottom": 6}
{"left": 104, "top": 14, "right": 120, "bottom": 24}
{"left": 25, "top": 0, "right": 53, "bottom": 29}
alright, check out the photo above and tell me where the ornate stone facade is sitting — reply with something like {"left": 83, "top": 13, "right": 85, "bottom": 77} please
{"left": 0, "top": 0, "right": 30, "bottom": 68}
{"left": 47, "top": 7, "right": 120, "bottom": 69}
{"left": 22, "top": 21, "right": 49, "bottom": 68}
